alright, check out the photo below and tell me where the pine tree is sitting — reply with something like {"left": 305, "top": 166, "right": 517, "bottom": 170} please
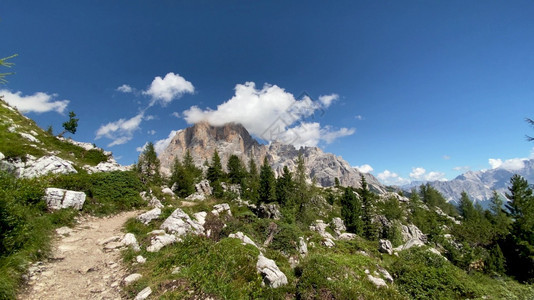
{"left": 244, "top": 157, "right": 260, "bottom": 203}
{"left": 136, "top": 142, "right": 161, "bottom": 185}
{"left": 341, "top": 187, "right": 363, "bottom": 235}
{"left": 503, "top": 175, "right": 534, "bottom": 282}
{"left": 294, "top": 153, "right": 308, "bottom": 205}
{"left": 359, "top": 175, "right": 377, "bottom": 240}
{"left": 458, "top": 191, "right": 476, "bottom": 220}
{"left": 489, "top": 190, "right": 510, "bottom": 238}
{"left": 207, "top": 150, "right": 224, "bottom": 198}
{"left": 227, "top": 155, "right": 245, "bottom": 185}
{"left": 276, "top": 166, "right": 293, "bottom": 205}
{"left": 170, "top": 157, "right": 195, "bottom": 197}
{"left": 183, "top": 150, "right": 202, "bottom": 181}
{"left": 259, "top": 157, "right": 276, "bottom": 203}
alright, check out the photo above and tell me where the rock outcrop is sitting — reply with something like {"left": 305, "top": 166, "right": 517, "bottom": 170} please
{"left": 1, "top": 155, "right": 77, "bottom": 178}
{"left": 44, "top": 188, "right": 86, "bottom": 210}
{"left": 158, "top": 122, "right": 385, "bottom": 192}
{"left": 256, "top": 254, "right": 288, "bottom": 288}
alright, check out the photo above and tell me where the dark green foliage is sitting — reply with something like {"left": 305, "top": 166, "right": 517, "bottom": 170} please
{"left": 420, "top": 183, "right": 458, "bottom": 216}
{"left": 83, "top": 149, "right": 109, "bottom": 166}
{"left": 458, "top": 191, "right": 476, "bottom": 220}
{"left": 503, "top": 175, "right": 534, "bottom": 282}
{"left": 526, "top": 118, "right": 534, "bottom": 142}
{"left": 227, "top": 155, "right": 245, "bottom": 185}
{"left": 206, "top": 150, "right": 224, "bottom": 183}
{"left": 59, "top": 111, "right": 79, "bottom": 137}
{"left": 242, "top": 157, "right": 259, "bottom": 203}
{"left": 358, "top": 175, "right": 378, "bottom": 240}
{"left": 183, "top": 150, "right": 202, "bottom": 180}
{"left": 258, "top": 157, "right": 276, "bottom": 203}
{"left": 488, "top": 190, "right": 510, "bottom": 238}
{"left": 0, "top": 171, "right": 77, "bottom": 299}
{"left": 136, "top": 142, "right": 162, "bottom": 185}
{"left": 0, "top": 54, "right": 17, "bottom": 84}
{"left": 276, "top": 166, "right": 293, "bottom": 206}
{"left": 379, "top": 196, "right": 404, "bottom": 222}
{"left": 50, "top": 171, "right": 144, "bottom": 215}
{"left": 334, "top": 177, "right": 340, "bottom": 188}
{"left": 341, "top": 187, "right": 363, "bottom": 235}
{"left": 485, "top": 244, "right": 506, "bottom": 275}
{"left": 170, "top": 157, "right": 195, "bottom": 198}
{"left": 294, "top": 153, "right": 308, "bottom": 206}
{"left": 269, "top": 222, "right": 301, "bottom": 255}
{"left": 391, "top": 247, "right": 481, "bottom": 299}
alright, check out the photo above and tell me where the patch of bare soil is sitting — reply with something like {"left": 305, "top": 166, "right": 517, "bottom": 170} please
{"left": 19, "top": 211, "right": 139, "bottom": 300}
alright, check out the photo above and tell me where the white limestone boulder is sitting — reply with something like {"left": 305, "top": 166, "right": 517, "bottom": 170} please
{"left": 256, "top": 254, "right": 288, "bottom": 288}
{"left": 44, "top": 188, "right": 86, "bottom": 210}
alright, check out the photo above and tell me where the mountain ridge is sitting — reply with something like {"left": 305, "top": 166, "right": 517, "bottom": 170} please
{"left": 158, "top": 121, "right": 386, "bottom": 192}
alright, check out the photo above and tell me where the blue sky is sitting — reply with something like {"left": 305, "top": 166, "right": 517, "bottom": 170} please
{"left": 2, "top": 1, "right": 534, "bottom": 185}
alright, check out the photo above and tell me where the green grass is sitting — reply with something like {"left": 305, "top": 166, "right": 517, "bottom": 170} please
{"left": 0, "top": 172, "right": 79, "bottom": 300}
{"left": 0, "top": 99, "right": 108, "bottom": 167}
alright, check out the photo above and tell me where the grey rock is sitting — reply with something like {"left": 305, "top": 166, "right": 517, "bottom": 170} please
{"left": 160, "top": 208, "right": 204, "bottom": 236}
{"left": 161, "top": 187, "right": 175, "bottom": 196}
{"left": 330, "top": 217, "right": 346, "bottom": 236}
{"left": 368, "top": 275, "right": 387, "bottom": 287}
{"left": 228, "top": 232, "right": 258, "bottom": 248}
{"left": 44, "top": 188, "right": 86, "bottom": 210}
{"left": 123, "top": 273, "right": 142, "bottom": 285}
{"left": 134, "top": 287, "right": 152, "bottom": 300}
{"left": 309, "top": 220, "right": 335, "bottom": 240}
{"left": 379, "top": 239, "right": 393, "bottom": 255}
{"left": 256, "top": 254, "right": 288, "bottom": 288}
{"left": 338, "top": 233, "right": 357, "bottom": 241}
{"left": 298, "top": 237, "right": 308, "bottom": 257}
{"left": 121, "top": 233, "right": 140, "bottom": 252}
{"left": 212, "top": 203, "right": 232, "bottom": 216}
{"left": 256, "top": 203, "right": 281, "bottom": 220}
{"left": 137, "top": 208, "right": 161, "bottom": 225}
{"left": 158, "top": 122, "right": 386, "bottom": 192}
{"left": 401, "top": 224, "right": 427, "bottom": 243}
{"left": 322, "top": 238, "right": 336, "bottom": 248}
{"left": 4, "top": 155, "right": 77, "bottom": 178}
{"left": 136, "top": 255, "right": 146, "bottom": 264}
{"left": 378, "top": 267, "right": 394, "bottom": 283}
{"left": 147, "top": 233, "right": 177, "bottom": 252}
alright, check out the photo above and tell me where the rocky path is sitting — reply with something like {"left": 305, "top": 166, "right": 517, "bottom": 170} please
{"left": 19, "top": 211, "right": 139, "bottom": 300}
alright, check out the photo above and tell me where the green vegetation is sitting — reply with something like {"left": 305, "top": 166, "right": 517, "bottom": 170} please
{"left": 58, "top": 111, "right": 79, "bottom": 137}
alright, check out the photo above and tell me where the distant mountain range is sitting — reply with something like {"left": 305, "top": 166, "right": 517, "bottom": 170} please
{"left": 403, "top": 159, "right": 534, "bottom": 205}
{"left": 158, "top": 122, "right": 386, "bottom": 193}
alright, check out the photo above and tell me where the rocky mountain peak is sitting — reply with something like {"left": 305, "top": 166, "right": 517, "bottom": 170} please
{"left": 159, "top": 122, "right": 385, "bottom": 192}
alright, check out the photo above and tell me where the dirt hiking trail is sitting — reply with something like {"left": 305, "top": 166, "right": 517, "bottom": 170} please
{"left": 19, "top": 211, "right": 139, "bottom": 300}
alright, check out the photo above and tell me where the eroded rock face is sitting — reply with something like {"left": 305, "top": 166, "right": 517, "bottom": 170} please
{"left": 309, "top": 220, "right": 335, "bottom": 240}
{"left": 160, "top": 208, "right": 204, "bottom": 236}
{"left": 228, "top": 232, "right": 258, "bottom": 248}
{"left": 146, "top": 233, "right": 177, "bottom": 253}
{"left": 2, "top": 155, "right": 77, "bottom": 178}
{"left": 256, "top": 203, "right": 282, "bottom": 220}
{"left": 331, "top": 217, "right": 346, "bottom": 236}
{"left": 84, "top": 159, "right": 130, "bottom": 174}
{"left": 256, "top": 254, "right": 288, "bottom": 288}
{"left": 136, "top": 208, "right": 161, "bottom": 225}
{"left": 379, "top": 239, "right": 393, "bottom": 255}
{"left": 44, "top": 188, "right": 86, "bottom": 210}
{"left": 158, "top": 122, "right": 385, "bottom": 192}
{"left": 401, "top": 224, "right": 427, "bottom": 243}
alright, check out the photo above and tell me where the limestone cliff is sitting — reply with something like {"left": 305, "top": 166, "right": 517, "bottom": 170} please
{"left": 158, "top": 122, "right": 385, "bottom": 192}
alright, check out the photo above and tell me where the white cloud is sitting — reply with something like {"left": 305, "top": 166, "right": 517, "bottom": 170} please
{"left": 1, "top": 89, "right": 69, "bottom": 114}
{"left": 135, "top": 142, "right": 148, "bottom": 153}
{"left": 116, "top": 84, "right": 133, "bottom": 93}
{"left": 354, "top": 164, "right": 374, "bottom": 173}
{"left": 144, "top": 115, "right": 156, "bottom": 121}
{"left": 144, "top": 72, "right": 194, "bottom": 106}
{"left": 409, "top": 167, "right": 446, "bottom": 181}
{"left": 489, "top": 158, "right": 526, "bottom": 171}
{"left": 148, "top": 130, "right": 156, "bottom": 135}
{"left": 154, "top": 130, "right": 178, "bottom": 154}
{"left": 172, "top": 112, "right": 181, "bottom": 118}
{"left": 318, "top": 94, "right": 338, "bottom": 108}
{"left": 95, "top": 112, "right": 144, "bottom": 146}
{"left": 183, "top": 82, "right": 354, "bottom": 147}
{"left": 355, "top": 115, "right": 364, "bottom": 120}
{"left": 377, "top": 170, "right": 410, "bottom": 186}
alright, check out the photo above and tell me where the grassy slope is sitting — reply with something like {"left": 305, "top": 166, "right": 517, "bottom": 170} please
{"left": 0, "top": 98, "right": 107, "bottom": 167}
{"left": 121, "top": 196, "right": 534, "bottom": 300}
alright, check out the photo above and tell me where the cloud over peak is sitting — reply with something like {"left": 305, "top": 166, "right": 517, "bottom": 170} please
{"left": 95, "top": 112, "right": 145, "bottom": 147}
{"left": 1, "top": 89, "right": 69, "bottom": 114}
{"left": 144, "top": 72, "right": 194, "bottom": 106}
{"left": 183, "top": 82, "right": 353, "bottom": 148}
